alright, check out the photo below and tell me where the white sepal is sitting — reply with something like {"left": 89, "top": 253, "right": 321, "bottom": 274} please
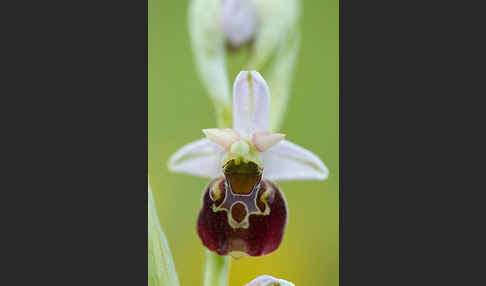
{"left": 168, "top": 138, "right": 224, "bottom": 178}
{"left": 262, "top": 140, "right": 329, "bottom": 181}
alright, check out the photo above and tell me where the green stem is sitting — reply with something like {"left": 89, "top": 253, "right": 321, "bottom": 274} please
{"left": 203, "top": 250, "right": 231, "bottom": 286}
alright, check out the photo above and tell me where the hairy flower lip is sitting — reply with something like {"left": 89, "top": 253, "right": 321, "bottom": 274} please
{"left": 168, "top": 71, "right": 329, "bottom": 182}
{"left": 197, "top": 177, "right": 287, "bottom": 257}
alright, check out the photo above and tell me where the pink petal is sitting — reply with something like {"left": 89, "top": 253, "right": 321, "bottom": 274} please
{"left": 202, "top": 128, "right": 241, "bottom": 151}
{"left": 252, "top": 131, "right": 286, "bottom": 152}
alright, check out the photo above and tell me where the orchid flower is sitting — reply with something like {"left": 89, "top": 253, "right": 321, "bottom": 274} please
{"left": 245, "top": 275, "right": 295, "bottom": 286}
{"left": 168, "top": 71, "right": 328, "bottom": 258}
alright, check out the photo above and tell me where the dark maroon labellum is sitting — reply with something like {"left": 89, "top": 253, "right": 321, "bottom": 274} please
{"left": 197, "top": 162, "right": 288, "bottom": 258}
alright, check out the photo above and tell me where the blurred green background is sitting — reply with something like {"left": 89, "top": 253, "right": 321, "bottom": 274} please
{"left": 149, "top": 0, "right": 338, "bottom": 285}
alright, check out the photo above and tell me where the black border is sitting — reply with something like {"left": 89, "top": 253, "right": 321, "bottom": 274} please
{"left": 339, "top": 0, "right": 483, "bottom": 284}
{"left": 8, "top": 0, "right": 149, "bottom": 284}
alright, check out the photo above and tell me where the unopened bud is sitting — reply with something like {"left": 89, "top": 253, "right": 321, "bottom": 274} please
{"left": 222, "top": 0, "right": 258, "bottom": 48}
{"left": 245, "top": 275, "right": 295, "bottom": 286}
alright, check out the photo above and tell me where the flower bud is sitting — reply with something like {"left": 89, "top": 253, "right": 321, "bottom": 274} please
{"left": 197, "top": 161, "right": 287, "bottom": 258}
{"left": 222, "top": 0, "right": 258, "bottom": 48}
{"left": 245, "top": 275, "right": 295, "bottom": 286}
{"left": 188, "top": 0, "right": 301, "bottom": 129}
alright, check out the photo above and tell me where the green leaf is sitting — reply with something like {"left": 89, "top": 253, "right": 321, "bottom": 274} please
{"left": 148, "top": 182, "right": 180, "bottom": 286}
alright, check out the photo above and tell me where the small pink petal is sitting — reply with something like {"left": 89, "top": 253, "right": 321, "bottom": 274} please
{"left": 203, "top": 128, "right": 241, "bottom": 151}
{"left": 252, "top": 132, "right": 286, "bottom": 152}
